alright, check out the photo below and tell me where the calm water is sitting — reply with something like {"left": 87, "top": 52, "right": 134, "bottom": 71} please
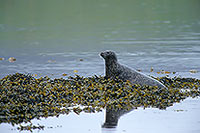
{"left": 0, "top": 0, "right": 200, "bottom": 132}
{"left": 1, "top": 0, "right": 200, "bottom": 78}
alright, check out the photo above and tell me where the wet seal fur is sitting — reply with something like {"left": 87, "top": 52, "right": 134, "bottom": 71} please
{"left": 100, "top": 50, "right": 166, "bottom": 88}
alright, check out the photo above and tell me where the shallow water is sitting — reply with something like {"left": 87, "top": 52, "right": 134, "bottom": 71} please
{"left": 0, "top": 98, "right": 200, "bottom": 133}
{"left": 0, "top": 0, "right": 200, "bottom": 132}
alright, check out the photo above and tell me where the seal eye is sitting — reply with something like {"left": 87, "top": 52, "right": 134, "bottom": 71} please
{"left": 106, "top": 51, "right": 111, "bottom": 55}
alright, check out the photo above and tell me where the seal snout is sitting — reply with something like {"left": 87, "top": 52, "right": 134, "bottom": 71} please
{"left": 100, "top": 52, "right": 104, "bottom": 57}
{"left": 100, "top": 51, "right": 106, "bottom": 59}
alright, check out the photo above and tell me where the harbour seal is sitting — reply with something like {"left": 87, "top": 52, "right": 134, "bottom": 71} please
{"left": 100, "top": 50, "right": 166, "bottom": 88}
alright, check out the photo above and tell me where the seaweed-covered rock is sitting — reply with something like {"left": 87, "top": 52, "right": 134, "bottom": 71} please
{"left": 0, "top": 73, "right": 200, "bottom": 128}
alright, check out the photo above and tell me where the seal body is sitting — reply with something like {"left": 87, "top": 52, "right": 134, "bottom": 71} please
{"left": 100, "top": 50, "right": 166, "bottom": 88}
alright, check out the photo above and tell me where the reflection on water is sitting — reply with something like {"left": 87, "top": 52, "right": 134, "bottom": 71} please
{"left": 0, "top": 0, "right": 200, "bottom": 132}
{"left": 102, "top": 106, "right": 133, "bottom": 128}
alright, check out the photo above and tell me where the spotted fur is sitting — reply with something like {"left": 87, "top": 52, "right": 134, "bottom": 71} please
{"left": 100, "top": 50, "right": 166, "bottom": 88}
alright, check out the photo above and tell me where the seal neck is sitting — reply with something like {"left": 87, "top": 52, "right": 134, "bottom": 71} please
{"left": 105, "top": 59, "right": 118, "bottom": 78}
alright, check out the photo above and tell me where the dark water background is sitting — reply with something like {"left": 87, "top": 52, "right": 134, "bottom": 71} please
{"left": 0, "top": 0, "right": 200, "bottom": 133}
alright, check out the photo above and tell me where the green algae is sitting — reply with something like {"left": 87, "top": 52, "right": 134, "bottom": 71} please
{"left": 0, "top": 73, "right": 200, "bottom": 129}
{"left": 17, "top": 123, "right": 44, "bottom": 132}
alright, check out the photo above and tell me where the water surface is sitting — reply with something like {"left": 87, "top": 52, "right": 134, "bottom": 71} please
{"left": 1, "top": 0, "right": 200, "bottom": 78}
{"left": 0, "top": 0, "right": 200, "bottom": 132}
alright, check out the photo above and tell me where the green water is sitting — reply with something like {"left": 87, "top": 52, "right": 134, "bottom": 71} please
{"left": 0, "top": 0, "right": 200, "bottom": 77}
{"left": 1, "top": 0, "right": 200, "bottom": 54}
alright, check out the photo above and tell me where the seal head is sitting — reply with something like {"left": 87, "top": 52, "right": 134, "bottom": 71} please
{"left": 100, "top": 50, "right": 117, "bottom": 62}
